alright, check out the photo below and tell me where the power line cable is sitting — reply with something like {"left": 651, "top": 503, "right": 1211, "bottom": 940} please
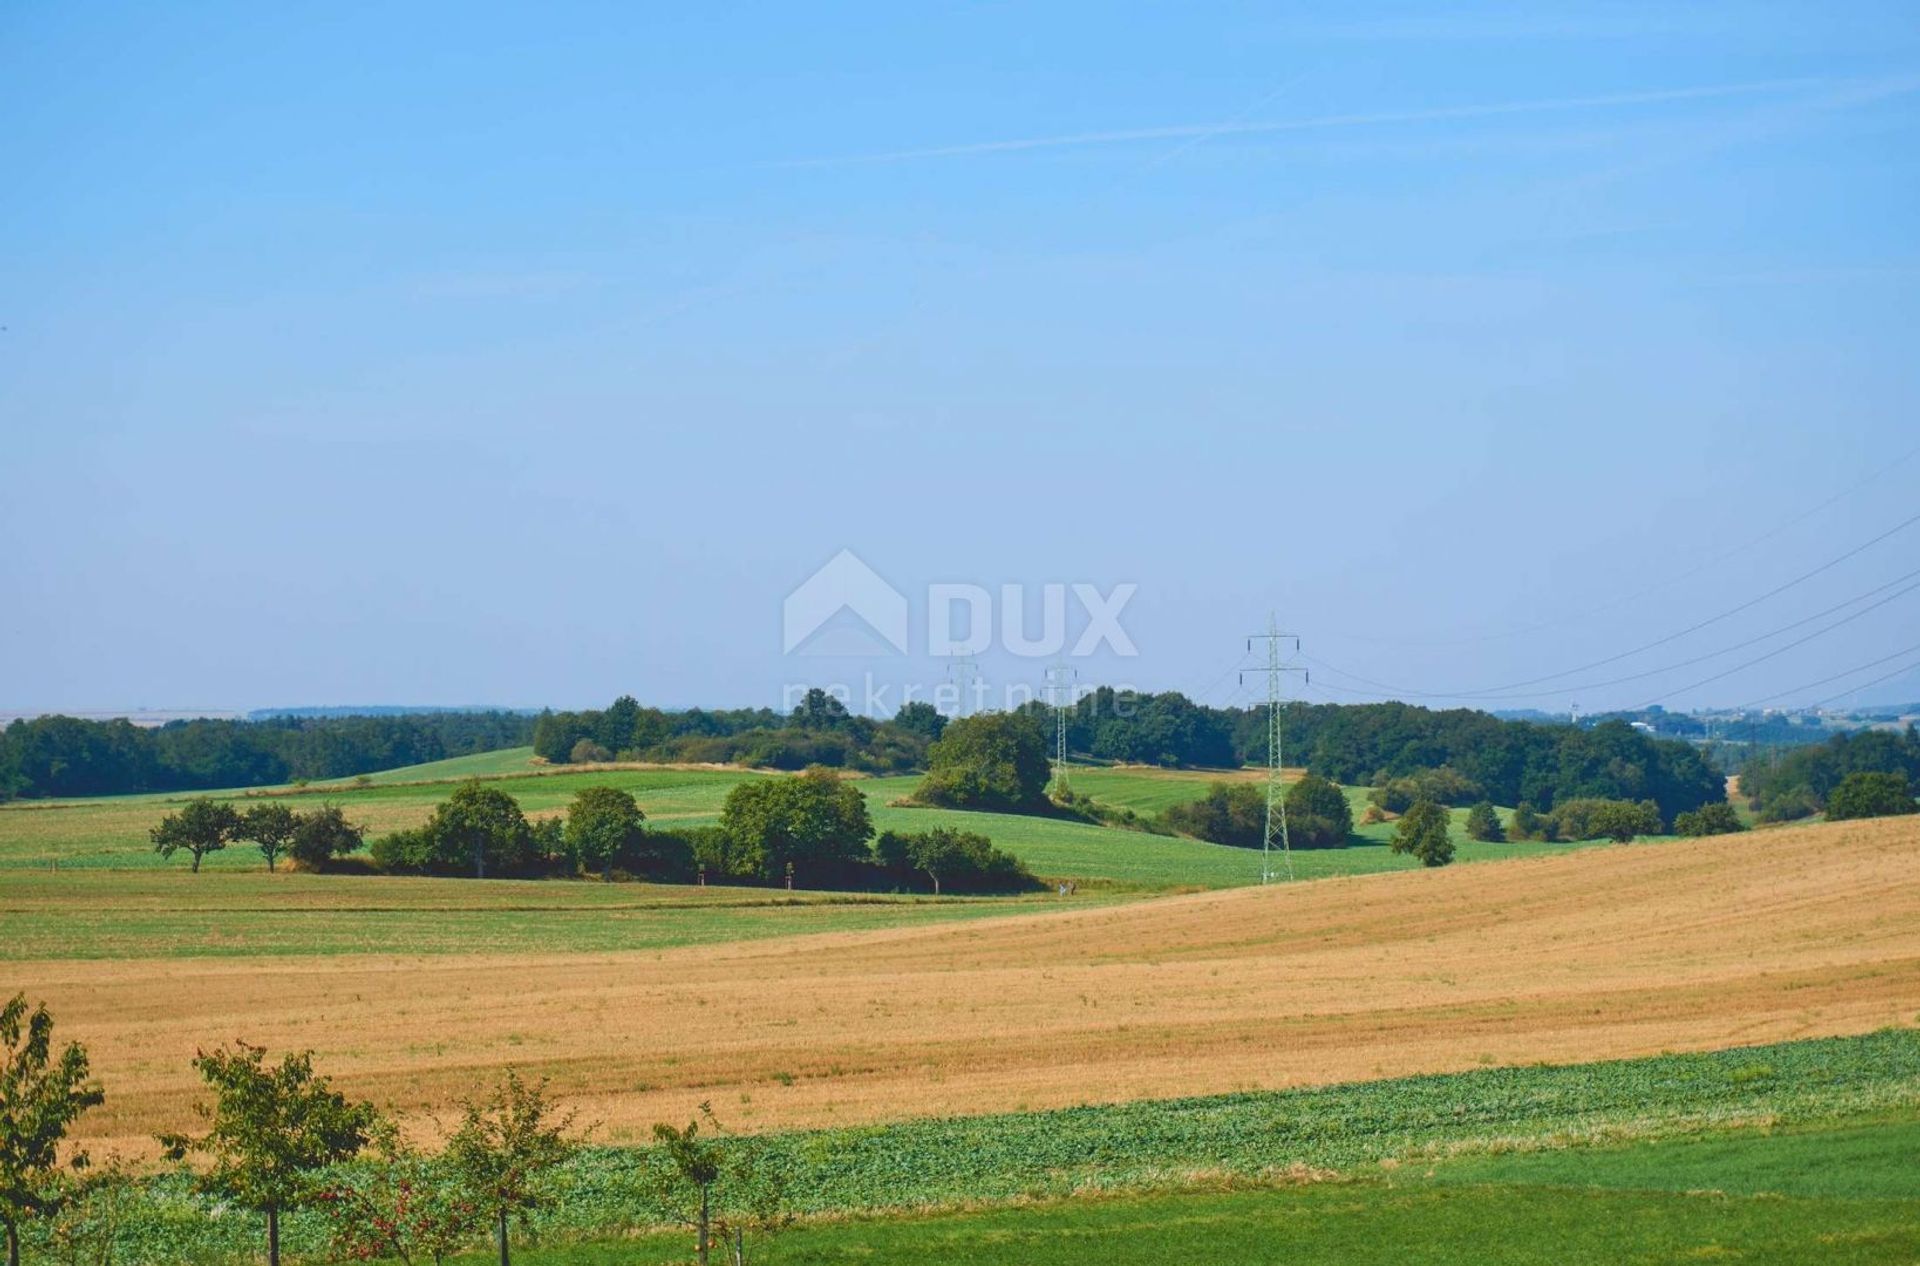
{"left": 1307, "top": 505, "right": 1920, "bottom": 702}
{"left": 1628, "top": 578, "right": 1920, "bottom": 710}
{"left": 1323, "top": 440, "right": 1920, "bottom": 649}
{"left": 1461, "top": 566, "right": 1920, "bottom": 701}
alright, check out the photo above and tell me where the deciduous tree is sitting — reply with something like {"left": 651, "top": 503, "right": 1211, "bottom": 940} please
{"left": 150, "top": 797, "right": 242, "bottom": 872}
{"left": 445, "top": 1071, "right": 578, "bottom": 1266}
{"left": 564, "top": 787, "right": 645, "bottom": 880}
{"left": 1825, "top": 771, "right": 1918, "bottom": 821}
{"left": 160, "top": 1042, "right": 378, "bottom": 1266}
{"left": 1391, "top": 800, "right": 1454, "bottom": 867}
{"left": 238, "top": 803, "right": 301, "bottom": 872}
{"left": 0, "top": 995, "right": 104, "bottom": 1266}
{"left": 288, "top": 804, "right": 367, "bottom": 870}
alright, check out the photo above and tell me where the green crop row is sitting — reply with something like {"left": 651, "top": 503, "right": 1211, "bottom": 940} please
{"left": 40, "top": 1027, "right": 1920, "bottom": 1264}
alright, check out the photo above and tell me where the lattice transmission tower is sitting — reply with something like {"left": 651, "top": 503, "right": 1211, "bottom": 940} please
{"left": 1243, "top": 615, "right": 1307, "bottom": 884}
{"left": 1044, "top": 661, "right": 1077, "bottom": 795}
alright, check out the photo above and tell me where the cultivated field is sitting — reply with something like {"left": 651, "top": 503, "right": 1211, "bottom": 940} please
{"left": 17, "top": 813, "right": 1915, "bottom": 1157}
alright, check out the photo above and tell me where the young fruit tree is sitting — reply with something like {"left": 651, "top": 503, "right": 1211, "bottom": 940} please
{"left": 650, "top": 1105, "right": 791, "bottom": 1266}
{"left": 0, "top": 995, "right": 105, "bottom": 1266}
{"left": 315, "top": 1133, "right": 478, "bottom": 1266}
{"left": 444, "top": 1070, "right": 579, "bottom": 1266}
{"left": 149, "top": 797, "right": 243, "bottom": 872}
{"left": 160, "top": 1042, "right": 378, "bottom": 1266}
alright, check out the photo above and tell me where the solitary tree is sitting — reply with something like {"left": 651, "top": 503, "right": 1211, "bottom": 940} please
{"left": 564, "top": 787, "right": 646, "bottom": 881}
{"left": 150, "top": 798, "right": 243, "bottom": 872}
{"left": 238, "top": 803, "right": 301, "bottom": 872}
{"left": 444, "top": 1071, "right": 578, "bottom": 1266}
{"left": 1464, "top": 801, "right": 1505, "bottom": 843}
{"left": 1, "top": 995, "right": 104, "bottom": 1266}
{"left": 160, "top": 1042, "right": 378, "bottom": 1266}
{"left": 1391, "top": 800, "right": 1454, "bottom": 867}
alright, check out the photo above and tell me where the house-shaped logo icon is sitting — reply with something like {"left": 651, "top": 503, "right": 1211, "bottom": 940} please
{"left": 783, "top": 550, "right": 910, "bottom": 657}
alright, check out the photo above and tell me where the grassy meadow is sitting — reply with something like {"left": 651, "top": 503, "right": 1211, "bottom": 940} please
{"left": 0, "top": 749, "right": 1589, "bottom": 891}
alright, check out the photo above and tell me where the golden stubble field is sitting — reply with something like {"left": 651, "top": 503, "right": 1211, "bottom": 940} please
{"left": 17, "top": 815, "right": 1920, "bottom": 1155}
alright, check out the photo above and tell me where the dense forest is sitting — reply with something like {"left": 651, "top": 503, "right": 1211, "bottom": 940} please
{"left": 0, "top": 711, "right": 535, "bottom": 800}
{"left": 5, "top": 688, "right": 1728, "bottom": 825}
{"left": 1031, "top": 689, "right": 1723, "bottom": 824}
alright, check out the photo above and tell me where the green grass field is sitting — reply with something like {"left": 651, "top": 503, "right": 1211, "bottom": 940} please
{"left": 0, "top": 758, "right": 1590, "bottom": 890}
{"left": 435, "top": 1122, "right": 1920, "bottom": 1264}
{"left": 0, "top": 869, "right": 1088, "bottom": 960}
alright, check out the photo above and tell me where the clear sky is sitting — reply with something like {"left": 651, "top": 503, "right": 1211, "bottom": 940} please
{"left": 3, "top": 2, "right": 1917, "bottom": 717}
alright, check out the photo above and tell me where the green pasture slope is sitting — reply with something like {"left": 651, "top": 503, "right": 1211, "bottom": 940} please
{"left": 0, "top": 755, "right": 1621, "bottom": 889}
{"left": 39, "top": 1029, "right": 1920, "bottom": 1265}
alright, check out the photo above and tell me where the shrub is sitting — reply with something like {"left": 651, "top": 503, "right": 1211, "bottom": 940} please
{"left": 1284, "top": 774, "right": 1352, "bottom": 849}
{"left": 872, "top": 827, "right": 1038, "bottom": 894}
{"left": 915, "top": 713, "right": 1051, "bottom": 811}
{"left": 1161, "top": 782, "right": 1265, "bottom": 847}
{"left": 1673, "top": 802, "right": 1746, "bottom": 837}
{"left": 1825, "top": 771, "right": 1919, "bottom": 821}
{"left": 1464, "top": 801, "right": 1504, "bottom": 843}
{"left": 287, "top": 805, "right": 367, "bottom": 870}
{"left": 1509, "top": 802, "right": 1544, "bottom": 841}
{"left": 569, "top": 739, "right": 613, "bottom": 765}
{"left": 1550, "top": 797, "right": 1661, "bottom": 843}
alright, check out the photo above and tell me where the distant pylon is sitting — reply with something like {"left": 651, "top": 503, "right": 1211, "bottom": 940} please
{"left": 1243, "top": 614, "right": 1307, "bottom": 884}
{"left": 1044, "top": 661, "right": 1077, "bottom": 795}
{"left": 947, "top": 653, "right": 982, "bottom": 717}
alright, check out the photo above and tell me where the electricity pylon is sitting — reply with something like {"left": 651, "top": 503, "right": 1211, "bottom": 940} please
{"left": 1243, "top": 615, "right": 1307, "bottom": 884}
{"left": 1044, "top": 661, "right": 1077, "bottom": 795}
{"left": 947, "top": 653, "right": 982, "bottom": 717}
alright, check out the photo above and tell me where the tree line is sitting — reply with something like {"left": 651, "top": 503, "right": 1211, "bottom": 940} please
{"left": 1737, "top": 725, "right": 1920, "bottom": 822}
{"left": 0, "top": 712, "right": 535, "bottom": 801}
{"left": 151, "top": 769, "right": 1039, "bottom": 896}
{"left": 1, "top": 995, "right": 785, "bottom": 1266}
{"left": 530, "top": 692, "right": 948, "bottom": 775}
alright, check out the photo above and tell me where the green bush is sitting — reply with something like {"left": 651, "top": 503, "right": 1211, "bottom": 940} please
{"left": 1825, "top": 771, "right": 1918, "bottom": 821}
{"left": 1284, "top": 773, "right": 1353, "bottom": 848}
{"left": 1464, "top": 801, "right": 1504, "bottom": 843}
{"left": 915, "top": 713, "right": 1052, "bottom": 811}
{"left": 1161, "top": 782, "right": 1265, "bottom": 847}
{"left": 1551, "top": 798, "right": 1662, "bottom": 843}
{"left": 1391, "top": 800, "right": 1454, "bottom": 867}
{"left": 1673, "top": 802, "right": 1746, "bottom": 837}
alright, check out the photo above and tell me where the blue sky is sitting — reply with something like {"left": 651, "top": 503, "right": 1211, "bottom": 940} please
{"left": 2, "top": 2, "right": 1917, "bottom": 716}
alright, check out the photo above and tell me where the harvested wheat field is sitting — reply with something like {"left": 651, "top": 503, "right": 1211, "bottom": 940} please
{"left": 21, "top": 815, "right": 1920, "bottom": 1155}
